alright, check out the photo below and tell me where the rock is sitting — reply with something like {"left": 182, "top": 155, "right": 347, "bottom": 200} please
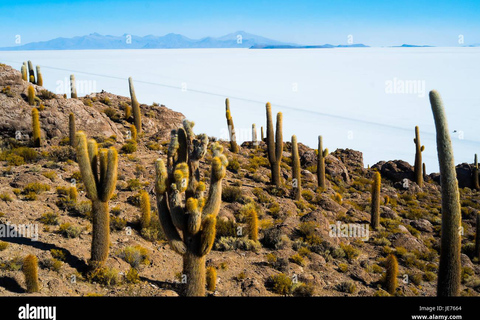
{"left": 461, "top": 254, "right": 475, "bottom": 270}
{"left": 455, "top": 163, "right": 474, "bottom": 189}
{"left": 381, "top": 206, "right": 399, "bottom": 220}
{"left": 325, "top": 155, "right": 351, "bottom": 184}
{"left": 316, "top": 194, "right": 347, "bottom": 215}
{"left": 241, "top": 278, "right": 266, "bottom": 296}
{"left": 300, "top": 210, "right": 340, "bottom": 246}
{"left": 389, "top": 232, "right": 428, "bottom": 253}
{"left": 373, "top": 160, "right": 414, "bottom": 183}
{"left": 331, "top": 148, "right": 364, "bottom": 171}
{"left": 300, "top": 149, "right": 316, "bottom": 168}
{"left": 349, "top": 265, "right": 372, "bottom": 285}
{"left": 398, "top": 225, "right": 410, "bottom": 234}
{"left": 410, "top": 219, "right": 433, "bottom": 232}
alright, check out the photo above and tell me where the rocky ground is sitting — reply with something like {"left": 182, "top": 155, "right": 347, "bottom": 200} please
{"left": 0, "top": 63, "right": 479, "bottom": 297}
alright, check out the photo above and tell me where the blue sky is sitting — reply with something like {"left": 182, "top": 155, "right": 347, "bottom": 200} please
{"left": 0, "top": 0, "right": 479, "bottom": 47}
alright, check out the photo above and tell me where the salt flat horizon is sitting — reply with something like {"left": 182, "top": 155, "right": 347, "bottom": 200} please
{"left": 1, "top": 47, "right": 479, "bottom": 173}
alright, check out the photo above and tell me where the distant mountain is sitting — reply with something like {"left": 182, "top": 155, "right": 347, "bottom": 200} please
{"left": 0, "top": 31, "right": 297, "bottom": 51}
{"left": 250, "top": 43, "right": 369, "bottom": 49}
{"left": 391, "top": 44, "right": 434, "bottom": 47}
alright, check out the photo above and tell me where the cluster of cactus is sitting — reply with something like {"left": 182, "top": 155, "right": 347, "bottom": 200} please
{"left": 154, "top": 119, "right": 227, "bottom": 296}
{"left": 21, "top": 61, "right": 43, "bottom": 86}
{"left": 225, "top": 98, "right": 239, "bottom": 153}
{"left": 371, "top": 171, "right": 381, "bottom": 230}
{"left": 291, "top": 135, "right": 302, "bottom": 200}
{"left": 32, "top": 107, "right": 41, "bottom": 147}
{"left": 75, "top": 131, "right": 118, "bottom": 269}
{"left": 429, "top": 90, "right": 461, "bottom": 297}
{"left": 128, "top": 77, "right": 142, "bottom": 134}
{"left": 413, "top": 126, "right": 425, "bottom": 187}
{"left": 317, "top": 135, "right": 328, "bottom": 189}
{"left": 23, "top": 254, "right": 40, "bottom": 293}
{"left": 265, "top": 102, "right": 283, "bottom": 187}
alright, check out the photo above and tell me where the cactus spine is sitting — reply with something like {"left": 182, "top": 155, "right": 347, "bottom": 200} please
{"left": 225, "top": 98, "right": 239, "bottom": 153}
{"left": 128, "top": 77, "right": 142, "bottom": 134}
{"left": 23, "top": 255, "right": 40, "bottom": 293}
{"left": 266, "top": 103, "right": 283, "bottom": 187}
{"left": 140, "top": 190, "right": 151, "bottom": 229}
{"left": 154, "top": 120, "right": 227, "bottom": 296}
{"left": 32, "top": 107, "right": 41, "bottom": 147}
{"left": 21, "top": 64, "right": 28, "bottom": 81}
{"left": 317, "top": 135, "right": 328, "bottom": 189}
{"left": 473, "top": 154, "right": 479, "bottom": 190}
{"left": 69, "top": 113, "right": 76, "bottom": 147}
{"left": 36, "top": 66, "right": 43, "bottom": 86}
{"left": 27, "top": 60, "right": 35, "bottom": 83}
{"left": 70, "top": 75, "right": 77, "bottom": 98}
{"left": 291, "top": 135, "right": 302, "bottom": 200}
{"left": 371, "top": 171, "right": 381, "bottom": 230}
{"left": 75, "top": 131, "right": 118, "bottom": 268}
{"left": 385, "top": 253, "right": 398, "bottom": 295}
{"left": 429, "top": 90, "right": 461, "bottom": 297}
{"left": 413, "top": 126, "right": 425, "bottom": 187}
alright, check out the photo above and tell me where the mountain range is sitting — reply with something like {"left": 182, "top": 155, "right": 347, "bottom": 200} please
{"left": 0, "top": 31, "right": 370, "bottom": 50}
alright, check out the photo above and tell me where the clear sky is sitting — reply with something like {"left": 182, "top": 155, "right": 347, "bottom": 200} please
{"left": 0, "top": 0, "right": 479, "bottom": 47}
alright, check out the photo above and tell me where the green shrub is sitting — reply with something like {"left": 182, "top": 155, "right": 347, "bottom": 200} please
{"left": 289, "top": 253, "right": 305, "bottom": 266}
{"left": 88, "top": 266, "right": 120, "bottom": 286}
{"left": 227, "top": 157, "right": 241, "bottom": 172}
{"left": 0, "top": 193, "right": 13, "bottom": 202}
{"left": 117, "top": 246, "right": 149, "bottom": 269}
{"left": 39, "top": 212, "right": 60, "bottom": 225}
{"left": 43, "top": 258, "right": 62, "bottom": 272}
{"left": 23, "top": 182, "right": 50, "bottom": 194}
{"left": 336, "top": 281, "right": 356, "bottom": 294}
{"left": 0, "top": 241, "right": 8, "bottom": 251}
{"left": 292, "top": 282, "right": 315, "bottom": 297}
{"left": 121, "top": 140, "right": 137, "bottom": 154}
{"left": 215, "top": 219, "right": 237, "bottom": 239}
{"left": 267, "top": 273, "right": 293, "bottom": 296}
{"left": 215, "top": 237, "right": 261, "bottom": 252}
{"left": 340, "top": 243, "right": 360, "bottom": 262}
{"left": 222, "top": 186, "right": 243, "bottom": 203}
{"left": 298, "top": 221, "right": 322, "bottom": 245}
{"left": 58, "top": 223, "right": 82, "bottom": 238}
{"left": 126, "top": 267, "right": 140, "bottom": 284}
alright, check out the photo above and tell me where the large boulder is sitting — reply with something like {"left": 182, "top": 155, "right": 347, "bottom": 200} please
{"left": 372, "top": 160, "right": 414, "bottom": 183}
{"left": 330, "top": 148, "right": 364, "bottom": 172}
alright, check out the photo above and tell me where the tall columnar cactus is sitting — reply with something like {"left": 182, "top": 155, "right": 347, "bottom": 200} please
{"left": 36, "top": 66, "right": 43, "bottom": 86}
{"left": 154, "top": 119, "right": 228, "bottom": 296}
{"left": 317, "top": 135, "right": 328, "bottom": 189}
{"left": 473, "top": 154, "right": 479, "bottom": 190}
{"left": 261, "top": 126, "right": 264, "bottom": 142}
{"left": 429, "top": 90, "right": 461, "bottom": 297}
{"left": 371, "top": 171, "right": 381, "bottom": 230}
{"left": 27, "top": 60, "right": 35, "bottom": 84}
{"left": 291, "top": 135, "right": 302, "bottom": 200}
{"left": 128, "top": 77, "right": 142, "bottom": 134}
{"left": 385, "top": 253, "right": 398, "bottom": 295}
{"left": 252, "top": 123, "right": 257, "bottom": 147}
{"left": 27, "top": 85, "right": 36, "bottom": 106}
{"left": 225, "top": 98, "right": 239, "bottom": 153}
{"left": 423, "top": 163, "right": 427, "bottom": 181}
{"left": 32, "top": 108, "right": 41, "bottom": 147}
{"left": 266, "top": 102, "right": 283, "bottom": 187}
{"left": 413, "top": 126, "right": 425, "bottom": 187}
{"left": 21, "top": 64, "right": 28, "bottom": 81}
{"left": 70, "top": 75, "right": 77, "bottom": 98}
{"left": 69, "top": 113, "right": 76, "bottom": 147}
{"left": 23, "top": 255, "right": 40, "bottom": 293}
{"left": 140, "top": 190, "right": 151, "bottom": 229}
{"left": 75, "top": 131, "right": 118, "bottom": 268}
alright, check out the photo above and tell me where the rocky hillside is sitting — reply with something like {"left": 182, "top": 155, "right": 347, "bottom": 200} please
{"left": 0, "top": 63, "right": 479, "bottom": 297}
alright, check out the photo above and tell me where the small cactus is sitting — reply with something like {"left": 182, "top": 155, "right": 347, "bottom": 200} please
{"left": 70, "top": 75, "right": 77, "bottom": 98}
{"left": 245, "top": 203, "right": 258, "bottom": 242}
{"left": 125, "top": 104, "right": 132, "bottom": 120}
{"left": 206, "top": 266, "right": 217, "bottom": 292}
{"left": 252, "top": 123, "right": 258, "bottom": 148}
{"left": 225, "top": 98, "right": 239, "bottom": 153}
{"left": 291, "top": 135, "right": 302, "bottom": 200}
{"left": 27, "top": 61, "right": 35, "bottom": 83}
{"left": 36, "top": 66, "right": 43, "bottom": 86}
{"left": 413, "top": 126, "right": 425, "bottom": 187}
{"left": 140, "top": 190, "right": 151, "bottom": 229}
{"left": 317, "top": 136, "right": 328, "bottom": 189}
{"left": 261, "top": 126, "right": 264, "bottom": 141}
{"left": 27, "top": 85, "right": 36, "bottom": 106}
{"left": 21, "top": 64, "right": 28, "bottom": 81}
{"left": 429, "top": 90, "right": 461, "bottom": 297}
{"left": 69, "top": 113, "right": 76, "bottom": 147}
{"left": 371, "top": 171, "right": 381, "bottom": 230}
{"left": 266, "top": 102, "right": 283, "bottom": 187}
{"left": 69, "top": 186, "right": 78, "bottom": 204}
{"left": 473, "top": 154, "right": 479, "bottom": 190}
{"left": 128, "top": 77, "right": 142, "bottom": 134}
{"left": 32, "top": 108, "right": 41, "bottom": 147}
{"left": 385, "top": 253, "right": 398, "bottom": 295}
{"left": 130, "top": 124, "right": 137, "bottom": 141}
{"left": 23, "top": 254, "right": 40, "bottom": 293}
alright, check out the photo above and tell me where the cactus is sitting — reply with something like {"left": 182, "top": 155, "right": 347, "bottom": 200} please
{"left": 154, "top": 119, "right": 227, "bottom": 296}
{"left": 128, "top": 77, "right": 142, "bottom": 134}
{"left": 266, "top": 102, "right": 283, "bottom": 187}
{"left": 291, "top": 135, "right": 302, "bottom": 200}
{"left": 473, "top": 154, "right": 479, "bottom": 190}
{"left": 69, "top": 113, "right": 76, "bottom": 147}
{"left": 244, "top": 203, "right": 258, "bottom": 241}
{"left": 206, "top": 266, "right": 217, "bottom": 291}
{"left": 385, "top": 253, "right": 398, "bottom": 295}
{"left": 475, "top": 211, "right": 480, "bottom": 262}
{"left": 23, "top": 255, "right": 40, "bottom": 293}
{"left": 317, "top": 135, "right": 328, "bottom": 189}
{"left": 140, "top": 190, "right": 151, "bottom": 229}
{"left": 125, "top": 104, "right": 132, "bottom": 120}
{"left": 36, "top": 66, "right": 43, "bottom": 86}
{"left": 423, "top": 163, "right": 427, "bottom": 181}
{"left": 32, "top": 108, "right": 41, "bottom": 147}
{"left": 21, "top": 64, "right": 28, "bottom": 81}
{"left": 371, "top": 171, "right": 381, "bottom": 230}
{"left": 70, "top": 75, "right": 77, "bottom": 98}
{"left": 75, "top": 131, "right": 118, "bottom": 268}
{"left": 413, "top": 126, "right": 425, "bottom": 187}
{"left": 252, "top": 123, "right": 257, "bottom": 147}
{"left": 225, "top": 98, "right": 239, "bottom": 153}
{"left": 130, "top": 124, "right": 137, "bottom": 141}
{"left": 261, "top": 126, "right": 264, "bottom": 141}
{"left": 27, "top": 85, "right": 36, "bottom": 106}
{"left": 69, "top": 186, "right": 78, "bottom": 204}
{"left": 429, "top": 90, "right": 461, "bottom": 297}
{"left": 27, "top": 61, "right": 35, "bottom": 83}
